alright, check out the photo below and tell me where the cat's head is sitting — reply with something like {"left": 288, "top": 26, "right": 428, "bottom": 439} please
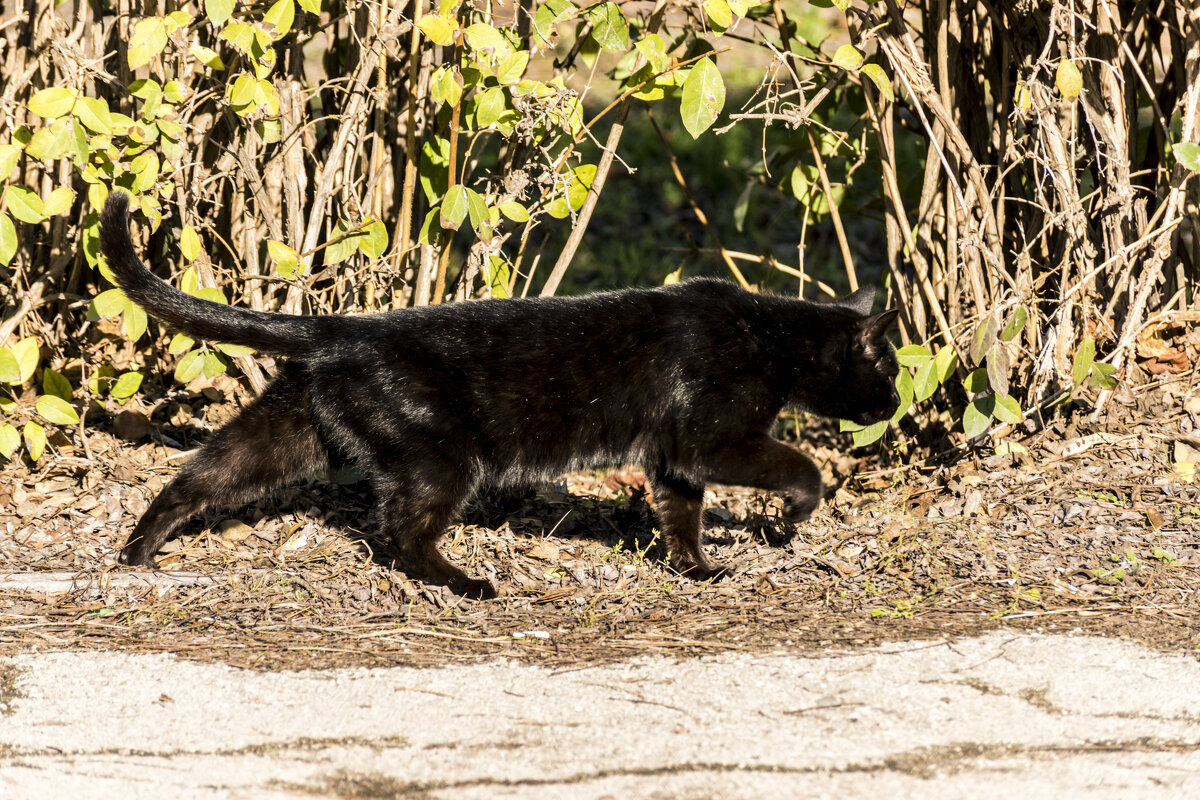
{"left": 811, "top": 288, "right": 902, "bottom": 425}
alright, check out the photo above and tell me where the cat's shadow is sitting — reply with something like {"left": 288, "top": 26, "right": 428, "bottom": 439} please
{"left": 163, "top": 477, "right": 795, "bottom": 576}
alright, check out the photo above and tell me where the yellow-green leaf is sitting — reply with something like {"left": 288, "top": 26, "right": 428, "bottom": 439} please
{"left": 11, "top": 336, "right": 38, "bottom": 383}
{"left": 4, "top": 185, "right": 45, "bottom": 224}
{"left": 0, "top": 213, "right": 16, "bottom": 266}
{"left": 128, "top": 18, "right": 169, "bottom": 70}
{"left": 861, "top": 63, "right": 893, "bottom": 101}
{"left": 191, "top": 44, "right": 227, "bottom": 70}
{"left": 832, "top": 44, "right": 863, "bottom": 71}
{"left": 497, "top": 201, "right": 529, "bottom": 222}
{"left": 359, "top": 219, "right": 388, "bottom": 259}
{"left": 679, "top": 57, "right": 725, "bottom": 139}
{"left": 43, "top": 368, "right": 72, "bottom": 401}
{"left": 296, "top": 0, "right": 322, "bottom": 14}
{"left": 1056, "top": 59, "right": 1082, "bottom": 98}
{"left": 169, "top": 332, "right": 195, "bottom": 355}
{"left": 202, "top": 350, "right": 226, "bottom": 378}
{"left": 93, "top": 288, "right": 127, "bottom": 317}
{"left": 130, "top": 151, "right": 160, "bottom": 193}
{"left": 124, "top": 299, "right": 148, "bottom": 340}
{"left": 215, "top": 342, "right": 255, "bottom": 357}
{"left": 0, "top": 422, "right": 19, "bottom": 459}
{"left": 23, "top": 421, "right": 45, "bottom": 461}
{"left": 264, "top": 0, "right": 295, "bottom": 36}
{"left": 0, "top": 348, "right": 21, "bottom": 384}
{"left": 229, "top": 74, "right": 258, "bottom": 108}
{"left": 268, "top": 238, "right": 301, "bottom": 278}
{"left": 205, "top": 0, "right": 235, "bottom": 26}
{"left": 0, "top": 144, "right": 20, "bottom": 178}
{"left": 417, "top": 14, "right": 458, "bottom": 46}
{"left": 28, "top": 87, "right": 77, "bottom": 118}
{"left": 180, "top": 266, "right": 199, "bottom": 295}
{"left": 43, "top": 186, "right": 75, "bottom": 217}
{"left": 37, "top": 394, "right": 80, "bottom": 425}
{"left": 73, "top": 96, "right": 113, "bottom": 135}
{"left": 180, "top": 225, "right": 201, "bottom": 261}
{"left": 110, "top": 371, "right": 143, "bottom": 400}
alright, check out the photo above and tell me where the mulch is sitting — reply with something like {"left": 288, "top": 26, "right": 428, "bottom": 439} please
{"left": 1, "top": 368, "right": 1198, "bottom": 670}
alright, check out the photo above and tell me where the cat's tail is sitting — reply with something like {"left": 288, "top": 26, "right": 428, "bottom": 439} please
{"left": 99, "top": 192, "right": 324, "bottom": 358}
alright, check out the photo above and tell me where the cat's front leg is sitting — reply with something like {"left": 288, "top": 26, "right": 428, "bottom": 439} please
{"left": 700, "top": 434, "right": 823, "bottom": 524}
{"left": 649, "top": 472, "right": 731, "bottom": 582}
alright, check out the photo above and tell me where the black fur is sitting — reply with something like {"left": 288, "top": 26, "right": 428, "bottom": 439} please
{"left": 99, "top": 191, "right": 900, "bottom": 599}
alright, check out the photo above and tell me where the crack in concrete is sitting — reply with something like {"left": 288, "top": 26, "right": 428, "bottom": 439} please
{"left": 262, "top": 737, "right": 1200, "bottom": 796}
{"left": 0, "top": 734, "right": 410, "bottom": 760}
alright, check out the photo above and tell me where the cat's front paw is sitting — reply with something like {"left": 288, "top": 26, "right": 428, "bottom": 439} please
{"left": 450, "top": 576, "right": 498, "bottom": 600}
{"left": 117, "top": 546, "right": 157, "bottom": 569}
{"left": 782, "top": 494, "right": 819, "bottom": 523}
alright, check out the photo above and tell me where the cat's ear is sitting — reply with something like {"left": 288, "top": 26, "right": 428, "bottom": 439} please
{"left": 856, "top": 309, "right": 899, "bottom": 344}
{"left": 839, "top": 286, "right": 878, "bottom": 316}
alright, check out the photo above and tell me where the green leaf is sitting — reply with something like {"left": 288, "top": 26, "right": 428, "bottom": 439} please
{"left": 704, "top": 0, "right": 732, "bottom": 30}
{"left": 495, "top": 51, "right": 530, "bottom": 85}
{"left": 465, "top": 188, "right": 489, "bottom": 231}
{"left": 994, "top": 440, "right": 1028, "bottom": 457}
{"left": 860, "top": 63, "right": 894, "bottom": 101}
{"left": 963, "top": 367, "right": 989, "bottom": 394}
{"left": 994, "top": 393, "right": 1022, "bottom": 424}
{"left": 92, "top": 288, "right": 127, "bottom": 317}
{"left": 43, "top": 186, "right": 75, "bottom": 217}
{"left": 1056, "top": 59, "right": 1082, "bottom": 98}
{"left": 110, "top": 371, "right": 143, "bottom": 400}
{"left": 1001, "top": 306, "right": 1027, "bottom": 341}
{"left": 43, "top": 368, "right": 72, "bottom": 401}
{"left": 895, "top": 344, "right": 932, "bottom": 368}
{"left": 498, "top": 201, "right": 529, "bottom": 222}
{"left": 268, "top": 238, "right": 301, "bottom": 278}
{"left": 180, "top": 267, "right": 199, "bottom": 295}
{"left": 124, "top": 300, "right": 148, "bottom": 341}
{"left": 37, "top": 394, "right": 80, "bottom": 425}
{"left": 28, "top": 87, "right": 76, "bottom": 118}
{"left": 205, "top": 0, "right": 235, "bottom": 25}
{"left": 891, "top": 369, "right": 913, "bottom": 423}
{"left": 441, "top": 185, "right": 469, "bottom": 230}
{"left": 832, "top": 44, "right": 863, "bottom": 70}
{"left": 679, "top": 57, "right": 725, "bottom": 139}
{"left": 23, "top": 421, "right": 45, "bottom": 461}
{"left": 4, "top": 185, "right": 45, "bottom": 224}
{"left": 359, "top": 219, "right": 388, "bottom": 258}
{"left": 175, "top": 350, "right": 204, "bottom": 383}
{"left": 1174, "top": 142, "right": 1200, "bottom": 172}
{"left": 195, "top": 287, "right": 227, "bottom": 304}
{"left": 11, "top": 337, "right": 38, "bottom": 383}
{"left": 0, "top": 213, "right": 16, "bottom": 266}
{"left": 430, "top": 67, "right": 463, "bottom": 108}
{"left": 475, "top": 86, "right": 513, "bottom": 129}
{"left": 0, "top": 144, "right": 20, "bottom": 179}
{"left": 963, "top": 395, "right": 995, "bottom": 439}
{"left": 264, "top": 0, "right": 295, "bottom": 36}
{"left": 323, "top": 223, "right": 362, "bottom": 265}
{"left": 1072, "top": 337, "right": 1095, "bottom": 386}
{"left": 180, "top": 225, "right": 201, "bottom": 261}
{"left": 485, "top": 256, "right": 510, "bottom": 298}
{"left": 912, "top": 359, "right": 938, "bottom": 403}
{"left": 0, "top": 348, "right": 21, "bottom": 384}
{"left": 584, "top": 2, "right": 629, "bottom": 51}
{"left": 851, "top": 420, "right": 888, "bottom": 448}
{"left": 1089, "top": 361, "right": 1118, "bottom": 390}
{"left": 202, "top": 350, "right": 227, "bottom": 378}
{"left": 933, "top": 346, "right": 958, "bottom": 383}
{"left": 548, "top": 164, "right": 596, "bottom": 218}
{"left": 0, "top": 422, "right": 19, "bottom": 459}
{"left": 296, "top": 0, "right": 322, "bottom": 13}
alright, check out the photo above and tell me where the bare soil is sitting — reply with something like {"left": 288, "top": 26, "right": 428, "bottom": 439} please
{"left": 1, "top": 370, "right": 1198, "bottom": 670}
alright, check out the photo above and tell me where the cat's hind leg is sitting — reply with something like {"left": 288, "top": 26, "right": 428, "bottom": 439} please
{"left": 118, "top": 366, "right": 328, "bottom": 567}
{"left": 372, "top": 460, "right": 496, "bottom": 600}
{"left": 649, "top": 471, "right": 730, "bottom": 582}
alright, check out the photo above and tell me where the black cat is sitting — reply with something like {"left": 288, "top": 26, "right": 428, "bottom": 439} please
{"left": 99, "top": 192, "right": 900, "bottom": 599}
